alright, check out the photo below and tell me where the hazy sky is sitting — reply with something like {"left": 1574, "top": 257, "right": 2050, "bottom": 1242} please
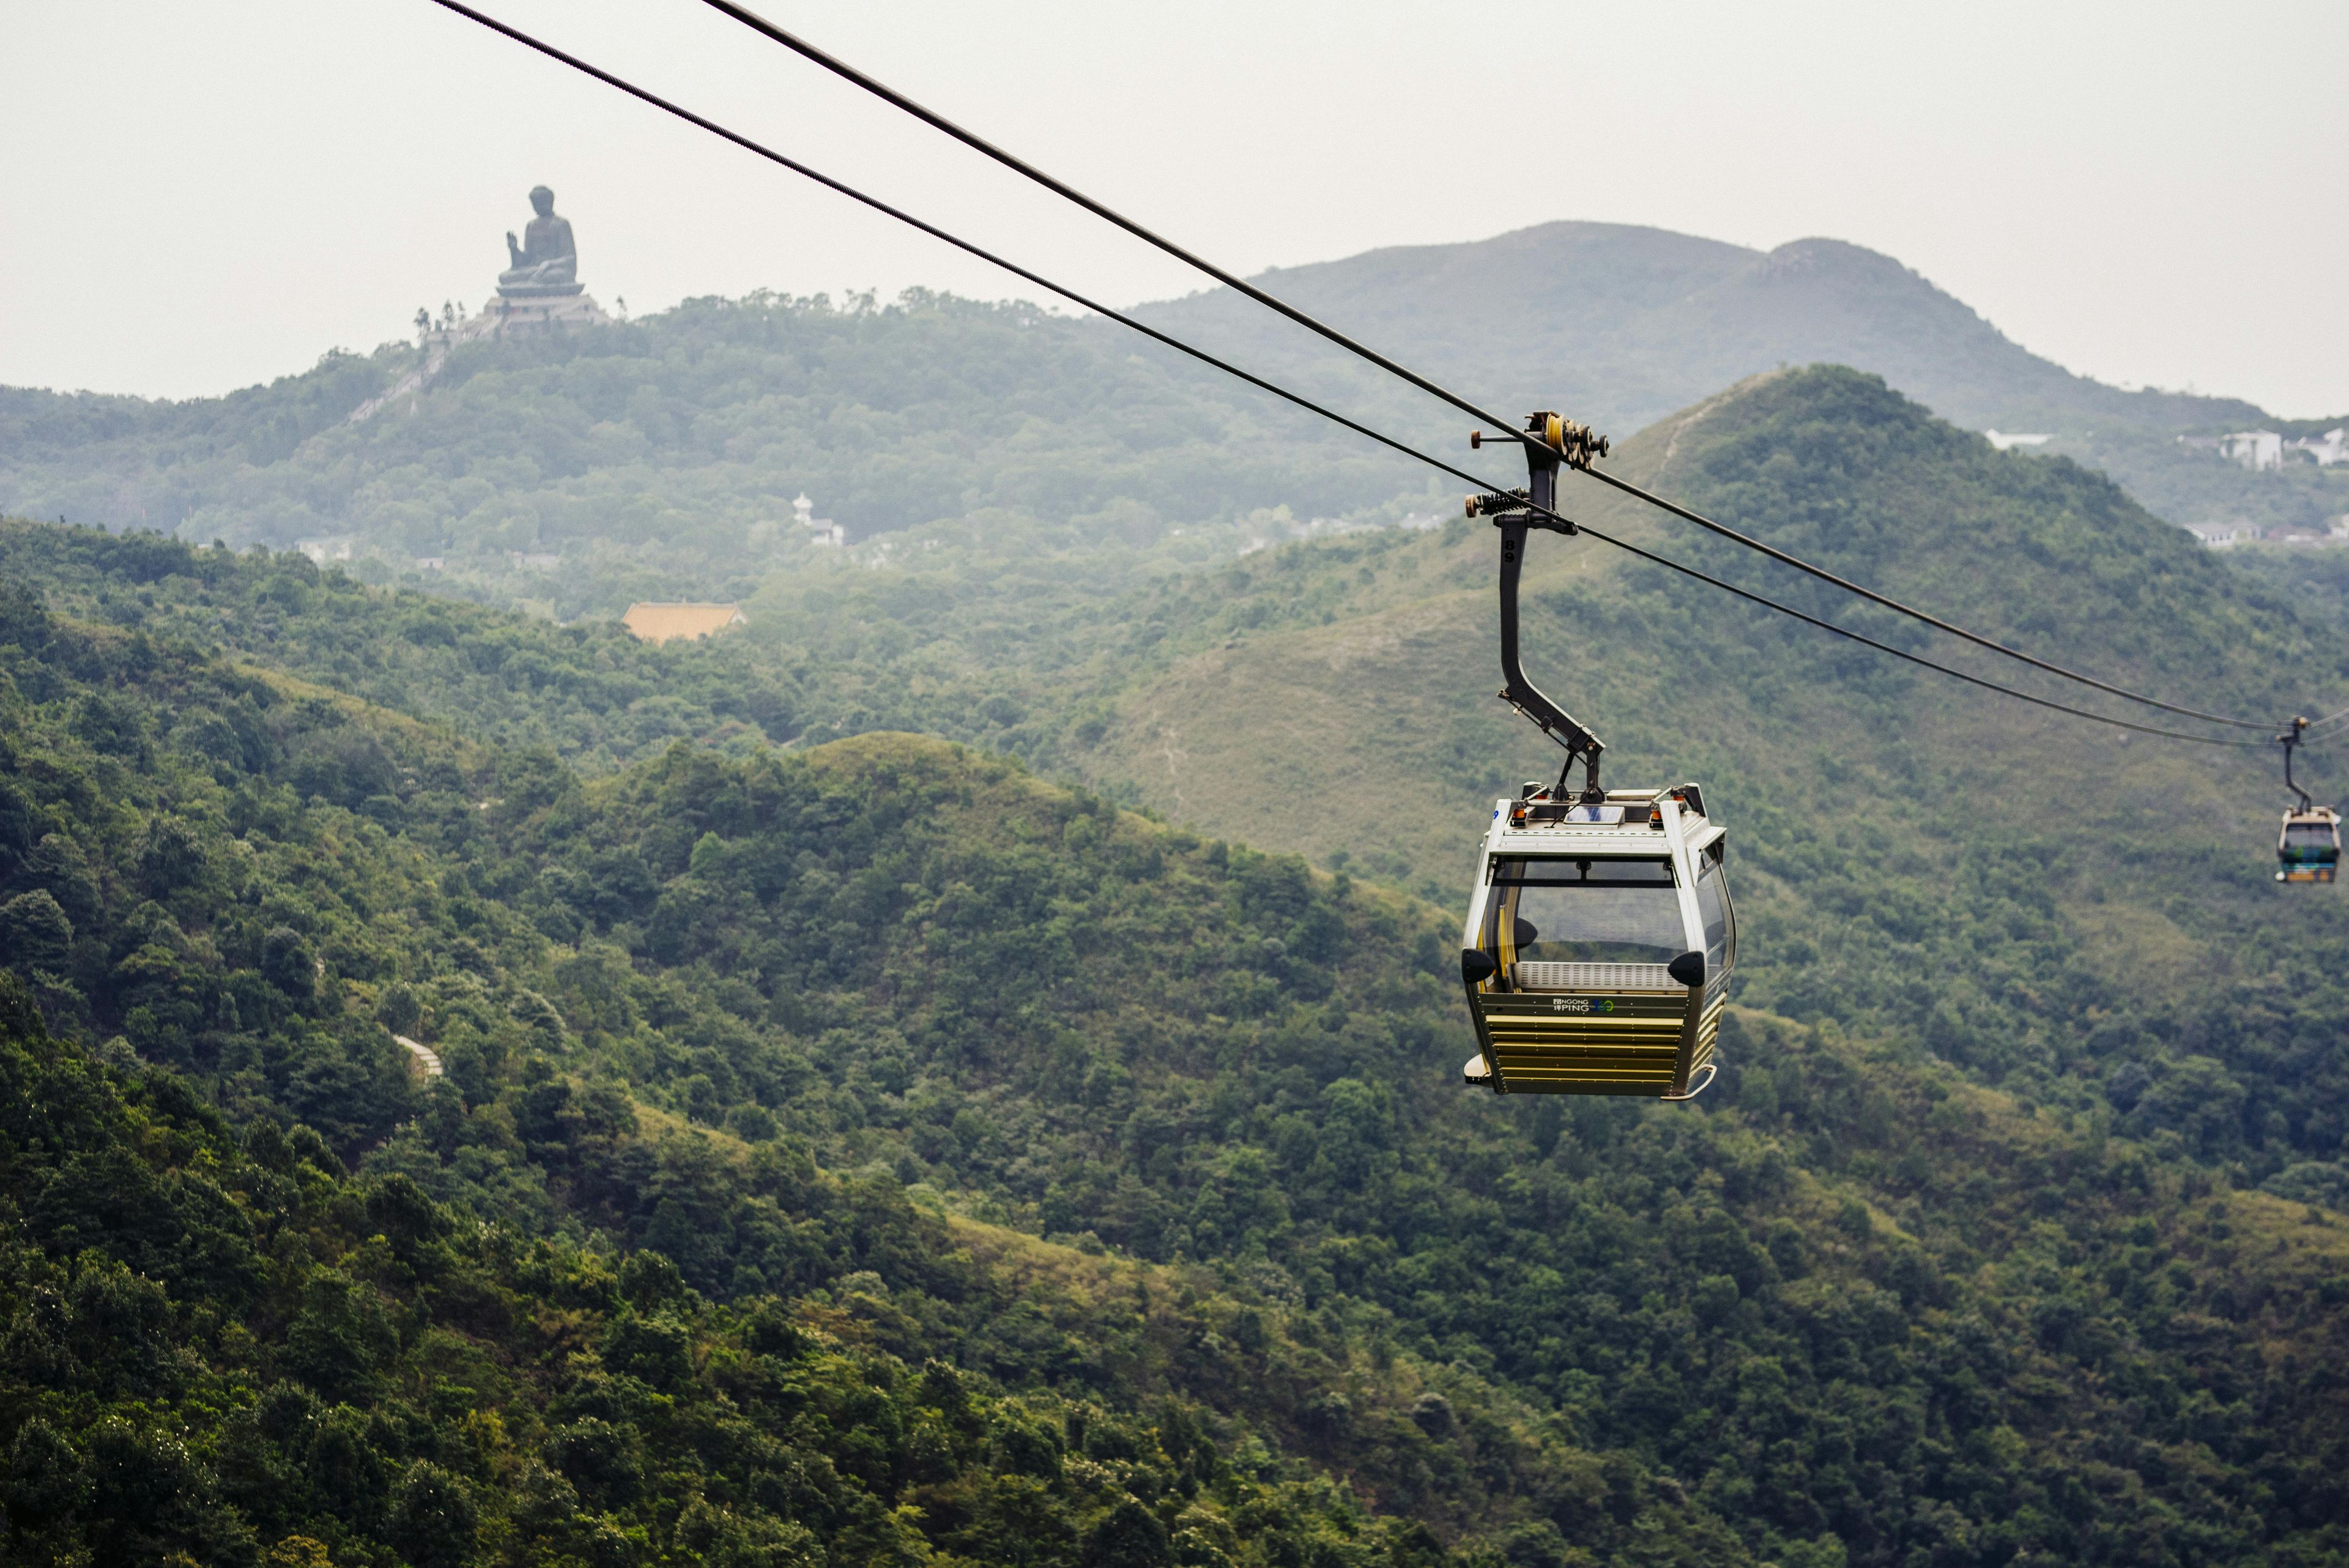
{"left": 4, "top": 0, "right": 2343, "bottom": 415}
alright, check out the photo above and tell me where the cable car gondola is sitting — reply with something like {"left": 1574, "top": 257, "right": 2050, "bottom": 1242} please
{"left": 1461, "top": 781, "right": 1735, "bottom": 1098}
{"left": 2275, "top": 716, "right": 2341, "bottom": 883}
{"left": 1454, "top": 414, "right": 1737, "bottom": 1099}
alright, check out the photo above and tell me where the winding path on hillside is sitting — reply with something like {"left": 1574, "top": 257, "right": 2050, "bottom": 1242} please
{"left": 394, "top": 1034, "right": 444, "bottom": 1078}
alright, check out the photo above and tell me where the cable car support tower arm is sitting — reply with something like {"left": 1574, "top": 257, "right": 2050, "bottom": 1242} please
{"left": 1469, "top": 414, "right": 1610, "bottom": 803}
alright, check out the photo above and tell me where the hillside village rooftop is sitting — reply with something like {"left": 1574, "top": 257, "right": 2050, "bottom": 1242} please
{"left": 622, "top": 602, "right": 747, "bottom": 643}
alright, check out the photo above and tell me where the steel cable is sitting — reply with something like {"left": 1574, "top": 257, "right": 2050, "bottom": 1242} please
{"left": 426, "top": 0, "right": 2274, "bottom": 751}
{"left": 699, "top": 0, "right": 2295, "bottom": 735}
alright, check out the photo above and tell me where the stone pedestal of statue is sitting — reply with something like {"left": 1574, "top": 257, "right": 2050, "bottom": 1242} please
{"left": 480, "top": 291, "right": 610, "bottom": 333}
{"left": 497, "top": 278, "right": 585, "bottom": 299}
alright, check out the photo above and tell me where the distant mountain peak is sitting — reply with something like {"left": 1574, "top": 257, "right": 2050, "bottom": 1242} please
{"left": 1757, "top": 236, "right": 1911, "bottom": 278}
{"left": 1135, "top": 220, "right": 2262, "bottom": 437}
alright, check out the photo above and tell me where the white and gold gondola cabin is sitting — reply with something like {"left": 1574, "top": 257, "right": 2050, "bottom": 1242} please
{"left": 1459, "top": 782, "right": 1735, "bottom": 1099}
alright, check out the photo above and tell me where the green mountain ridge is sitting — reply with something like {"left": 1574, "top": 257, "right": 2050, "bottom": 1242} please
{"left": 6, "top": 365, "right": 2349, "bottom": 1564}
{"left": 0, "top": 292, "right": 1430, "bottom": 604}
{"left": 2, "top": 575, "right": 2347, "bottom": 1564}
{"left": 6, "top": 221, "right": 2342, "bottom": 604}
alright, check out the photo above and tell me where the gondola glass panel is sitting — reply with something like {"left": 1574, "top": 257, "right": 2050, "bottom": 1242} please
{"left": 1696, "top": 846, "right": 1734, "bottom": 974}
{"left": 1483, "top": 858, "right": 1681, "bottom": 981}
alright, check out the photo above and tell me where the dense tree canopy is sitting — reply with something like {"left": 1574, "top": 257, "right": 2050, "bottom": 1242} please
{"left": 2, "top": 555, "right": 2345, "bottom": 1566}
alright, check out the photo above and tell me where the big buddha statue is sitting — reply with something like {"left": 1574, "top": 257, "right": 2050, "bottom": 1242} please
{"left": 498, "top": 186, "right": 582, "bottom": 297}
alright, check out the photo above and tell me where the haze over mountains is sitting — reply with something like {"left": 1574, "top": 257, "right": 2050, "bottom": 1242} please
{"left": 2, "top": 220, "right": 2340, "bottom": 583}
{"left": 1134, "top": 220, "right": 2343, "bottom": 537}
{"left": 1140, "top": 221, "right": 2261, "bottom": 436}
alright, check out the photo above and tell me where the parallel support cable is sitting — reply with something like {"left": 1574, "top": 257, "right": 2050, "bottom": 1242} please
{"left": 693, "top": 0, "right": 1517, "bottom": 434}
{"left": 425, "top": 0, "right": 2272, "bottom": 752}
{"left": 699, "top": 0, "right": 2290, "bottom": 735}
{"left": 1570, "top": 463, "right": 2282, "bottom": 730}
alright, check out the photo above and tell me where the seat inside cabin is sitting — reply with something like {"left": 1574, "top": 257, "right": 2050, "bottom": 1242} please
{"left": 1489, "top": 850, "right": 1731, "bottom": 992}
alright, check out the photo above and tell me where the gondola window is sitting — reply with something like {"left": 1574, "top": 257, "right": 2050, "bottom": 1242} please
{"left": 1696, "top": 850, "right": 1734, "bottom": 974}
{"left": 1485, "top": 858, "right": 1683, "bottom": 968}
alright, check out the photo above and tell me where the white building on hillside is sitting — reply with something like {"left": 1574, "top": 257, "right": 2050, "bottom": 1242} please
{"left": 1983, "top": 429, "right": 2053, "bottom": 451}
{"left": 793, "top": 492, "right": 845, "bottom": 548}
{"left": 2220, "top": 431, "right": 2284, "bottom": 471}
{"left": 2184, "top": 521, "right": 2259, "bottom": 548}
{"left": 2290, "top": 428, "right": 2348, "bottom": 467}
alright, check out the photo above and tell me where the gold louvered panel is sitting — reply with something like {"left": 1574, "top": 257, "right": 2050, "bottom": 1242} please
{"left": 1479, "top": 1006, "right": 1685, "bottom": 1092}
{"left": 1691, "top": 1001, "right": 1729, "bottom": 1072}
{"left": 1493, "top": 1055, "right": 1679, "bottom": 1075}
{"left": 1689, "top": 994, "right": 1727, "bottom": 1069}
{"left": 1480, "top": 1009, "right": 1685, "bottom": 1040}
{"left": 1491, "top": 1061, "right": 1679, "bottom": 1093}
{"left": 1496, "top": 1077, "right": 1675, "bottom": 1095}
{"left": 1485, "top": 1024, "right": 1683, "bottom": 1050}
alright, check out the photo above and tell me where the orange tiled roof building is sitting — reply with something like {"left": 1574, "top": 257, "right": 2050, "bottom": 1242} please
{"left": 621, "top": 602, "right": 747, "bottom": 644}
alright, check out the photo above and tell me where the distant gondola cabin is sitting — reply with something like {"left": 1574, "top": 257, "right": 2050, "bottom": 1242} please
{"left": 2277, "top": 806, "right": 2342, "bottom": 883}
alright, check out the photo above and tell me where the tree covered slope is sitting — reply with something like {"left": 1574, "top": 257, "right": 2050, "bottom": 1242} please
{"left": 1072, "top": 368, "right": 2349, "bottom": 1180}
{"left": 2, "top": 553, "right": 2348, "bottom": 1566}
{"left": 0, "top": 292, "right": 1423, "bottom": 597}
{"left": 9, "top": 223, "right": 2340, "bottom": 604}
{"left": 12, "top": 365, "right": 2349, "bottom": 1183}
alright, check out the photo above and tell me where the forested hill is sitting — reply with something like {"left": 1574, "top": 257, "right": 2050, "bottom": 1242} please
{"left": 0, "top": 291, "right": 1425, "bottom": 593}
{"left": 6, "top": 495, "right": 2349, "bottom": 1565}
{"left": 1079, "top": 368, "right": 2349, "bottom": 1184}
{"left": 11, "top": 366, "right": 2349, "bottom": 1189}
{"left": 7, "top": 222, "right": 2340, "bottom": 599}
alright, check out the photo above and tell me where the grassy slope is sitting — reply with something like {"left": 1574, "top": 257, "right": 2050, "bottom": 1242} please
{"left": 1082, "top": 366, "right": 2329, "bottom": 864}
{"left": 1067, "top": 368, "right": 2349, "bottom": 1168}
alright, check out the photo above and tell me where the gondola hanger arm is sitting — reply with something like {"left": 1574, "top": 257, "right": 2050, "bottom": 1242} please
{"left": 1475, "top": 414, "right": 1606, "bottom": 801}
{"left": 2280, "top": 716, "right": 2315, "bottom": 812}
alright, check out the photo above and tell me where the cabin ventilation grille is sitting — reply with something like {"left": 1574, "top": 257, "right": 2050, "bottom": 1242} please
{"left": 1515, "top": 961, "right": 1675, "bottom": 990}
